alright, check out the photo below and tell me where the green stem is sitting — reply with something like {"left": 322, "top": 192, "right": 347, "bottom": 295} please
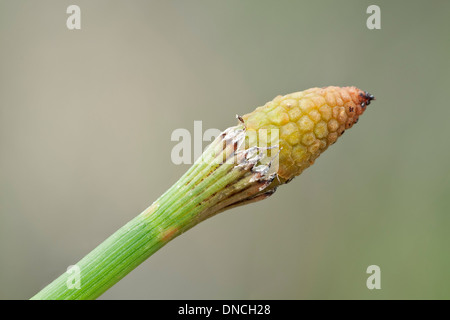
{"left": 31, "top": 125, "right": 275, "bottom": 300}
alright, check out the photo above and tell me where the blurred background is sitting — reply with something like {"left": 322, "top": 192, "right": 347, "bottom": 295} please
{"left": 1, "top": 0, "right": 449, "bottom": 299}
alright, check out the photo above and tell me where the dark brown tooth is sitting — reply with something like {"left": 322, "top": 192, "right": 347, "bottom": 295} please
{"left": 365, "top": 91, "right": 375, "bottom": 101}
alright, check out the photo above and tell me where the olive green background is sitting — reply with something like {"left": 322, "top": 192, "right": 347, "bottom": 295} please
{"left": 1, "top": 0, "right": 449, "bottom": 299}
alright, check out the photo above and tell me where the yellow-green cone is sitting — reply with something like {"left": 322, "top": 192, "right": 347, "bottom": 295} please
{"left": 242, "top": 86, "right": 375, "bottom": 182}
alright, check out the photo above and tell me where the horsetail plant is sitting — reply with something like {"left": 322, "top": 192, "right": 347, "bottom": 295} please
{"left": 31, "top": 86, "right": 375, "bottom": 300}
